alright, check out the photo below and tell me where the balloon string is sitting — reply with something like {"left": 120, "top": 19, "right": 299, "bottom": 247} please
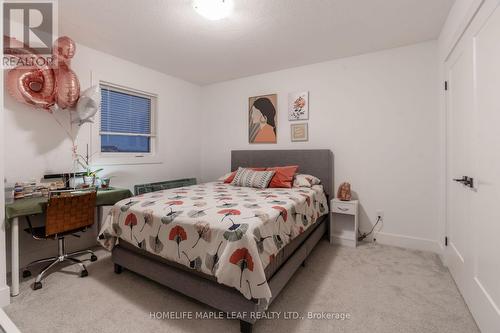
{"left": 51, "top": 109, "right": 75, "bottom": 147}
{"left": 51, "top": 108, "right": 80, "bottom": 183}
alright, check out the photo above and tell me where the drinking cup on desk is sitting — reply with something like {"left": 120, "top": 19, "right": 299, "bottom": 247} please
{"left": 100, "top": 178, "right": 111, "bottom": 189}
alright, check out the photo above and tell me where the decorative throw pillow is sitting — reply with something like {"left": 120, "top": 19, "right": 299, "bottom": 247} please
{"left": 218, "top": 172, "right": 233, "bottom": 182}
{"left": 293, "top": 174, "right": 321, "bottom": 188}
{"left": 224, "top": 167, "right": 266, "bottom": 183}
{"left": 231, "top": 167, "right": 276, "bottom": 189}
{"left": 267, "top": 165, "right": 299, "bottom": 188}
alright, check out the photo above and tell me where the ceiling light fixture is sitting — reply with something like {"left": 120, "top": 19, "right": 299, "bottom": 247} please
{"left": 193, "top": 0, "right": 233, "bottom": 20}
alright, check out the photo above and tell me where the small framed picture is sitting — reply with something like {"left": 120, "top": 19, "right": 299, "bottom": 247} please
{"left": 291, "top": 123, "right": 308, "bottom": 142}
{"left": 288, "top": 91, "right": 309, "bottom": 121}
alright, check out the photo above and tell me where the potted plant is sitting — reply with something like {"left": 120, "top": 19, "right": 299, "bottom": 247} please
{"left": 82, "top": 168, "right": 103, "bottom": 187}
{"left": 76, "top": 149, "right": 103, "bottom": 188}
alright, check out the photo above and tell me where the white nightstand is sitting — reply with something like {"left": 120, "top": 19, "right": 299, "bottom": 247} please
{"left": 330, "top": 199, "right": 359, "bottom": 247}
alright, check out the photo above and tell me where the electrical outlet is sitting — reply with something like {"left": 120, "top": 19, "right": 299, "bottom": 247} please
{"left": 373, "top": 210, "right": 384, "bottom": 243}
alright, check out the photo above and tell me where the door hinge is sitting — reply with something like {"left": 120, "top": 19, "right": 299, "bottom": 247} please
{"left": 445, "top": 236, "right": 448, "bottom": 246}
{"left": 444, "top": 81, "right": 448, "bottom": 91}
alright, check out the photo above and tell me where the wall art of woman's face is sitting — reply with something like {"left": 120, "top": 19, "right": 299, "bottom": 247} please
{"left": 250, "top": 105, "right": 264, "bottom": 124}
{"left": 248, "top": 94, "right": 277, "bottom": 144}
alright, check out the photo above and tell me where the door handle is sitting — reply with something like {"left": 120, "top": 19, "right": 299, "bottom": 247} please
{"left": 453, "top": 176, "right": 474, "bottom": 188}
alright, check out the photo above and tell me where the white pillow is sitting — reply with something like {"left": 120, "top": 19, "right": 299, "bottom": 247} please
{"left": 231, "top": 167, "right": 275, "bottom": 189}
{"left": 293, "top": 174, "right": 321, "bottom": 188}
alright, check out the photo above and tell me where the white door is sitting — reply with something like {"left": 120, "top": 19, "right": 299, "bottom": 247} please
{"left": 445, "top": 31, "right": 474, "bottom": 300}
{"left": 469, "top": 1, "right": 500, "bottom": 330}
{"left": 446, "top": 1, "right": 500, "bottom": 331}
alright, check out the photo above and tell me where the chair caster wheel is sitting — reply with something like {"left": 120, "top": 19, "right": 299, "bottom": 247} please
{"left": 23, "top": 270, "right": 31, "bottom": 278}
{"left": 80, "top": 269, "right": 88, "bottom": 277}
{"left": 90, "top": 255, "right": 97, "bottom": 262}
{"left": 33, "top": 282, "right": 42, "bottom": 290}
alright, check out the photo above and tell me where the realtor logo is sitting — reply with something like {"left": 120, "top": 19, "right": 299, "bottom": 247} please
{"left": 3, "top": 1, "right": 56, "bottom": 55}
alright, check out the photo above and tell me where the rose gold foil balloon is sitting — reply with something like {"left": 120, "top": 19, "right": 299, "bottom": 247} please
{"left": 55, "top": 64, "right": 80, "bottom": 109}
{"left": 7, "top": 68, "right": 56, "bottom": 109}
{"left": 5, "top": 69, "right": 27, "bottom": 104}
{"left": 5, "top": 35, "right": 81, "bottom": 111}
{"left": 52, "top": 37, "right": 80, "bottom": 109}
{"left": 4, "top": 36, "right": 56, "bottom": 110}
{"left": 53, "top": 36, "right": 76, "bottom": 66}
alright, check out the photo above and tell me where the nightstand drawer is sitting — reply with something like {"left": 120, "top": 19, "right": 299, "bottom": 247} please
{"left": 332, "top": 202, "right": 356, "bottom": 215}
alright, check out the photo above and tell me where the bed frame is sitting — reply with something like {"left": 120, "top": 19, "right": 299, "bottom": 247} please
{"left": 111, "top": 149, "right": 334, "bottom": 333}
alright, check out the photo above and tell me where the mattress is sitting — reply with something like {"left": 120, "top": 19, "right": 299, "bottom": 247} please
{"left": 98, "top": 182, "right": 328, "bottom": 301}
{"left": 118, "top": 214, "right": 327, "bottom": 282}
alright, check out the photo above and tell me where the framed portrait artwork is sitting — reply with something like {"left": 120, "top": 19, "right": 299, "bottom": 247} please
{"left": 291, "top": 123, "right": 308, "bottom": 142}
{"left": 288, "top": 91, "right": 309, "bottom": 121}
{"left": 248, "top": 94, "right": 277, "bottom": 144}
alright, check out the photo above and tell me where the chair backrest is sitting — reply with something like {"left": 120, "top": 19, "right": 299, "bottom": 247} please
{"left": 45, "top": 191, "right": 97, "bottom": 237}
{"left": 134, "top": 178, "right": 197, "bottom": 195}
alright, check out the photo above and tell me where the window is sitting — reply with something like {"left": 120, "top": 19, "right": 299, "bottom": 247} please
{"left": 100, "top": 84, "right": 155, "bottom": 154}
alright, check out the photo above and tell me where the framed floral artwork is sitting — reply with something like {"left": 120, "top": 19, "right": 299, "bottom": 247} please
{"left": 249, "top": 94, "right": 277, "bottom": 144}
{"left": 288, "top": 91, "right": 309, "bottom": 121}
{"left": 291, "top": 123, "right": 308, "bottom": 142}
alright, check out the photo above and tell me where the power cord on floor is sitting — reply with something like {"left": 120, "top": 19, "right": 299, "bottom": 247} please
{"left": 358, "top": 216, "right": 381, "bottom": 242}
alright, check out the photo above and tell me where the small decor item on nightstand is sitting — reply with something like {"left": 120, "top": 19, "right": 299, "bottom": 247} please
{"left": 337, "top": 182, "right": 352, "bottom": 201}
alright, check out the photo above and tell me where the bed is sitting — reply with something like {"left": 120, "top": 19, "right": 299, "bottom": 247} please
{"left": 98, "top": 149, "right": 334, "bottom": 332}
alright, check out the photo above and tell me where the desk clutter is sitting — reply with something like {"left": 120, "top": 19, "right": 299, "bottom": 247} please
{"left": 12, "top": 181, "right": 63, "bottom": 200}
{"left": 7, "top": 172, "right": 113, "bottom": 201}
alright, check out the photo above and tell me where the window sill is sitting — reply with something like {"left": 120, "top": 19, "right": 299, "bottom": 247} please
{"left": 92, "top": 154, "right": 162, "bottom": 166}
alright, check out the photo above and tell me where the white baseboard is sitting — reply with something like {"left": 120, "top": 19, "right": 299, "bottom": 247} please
{"left": 0, "top": 285, "right": 10, "bottom": 307}
{"left": 437, "top": 243, "right": 447, "bottom": 266}
{"left": 331, "top": 235, "right": 357, "bottom": 248}
{"left": 372, "top": 231, "right": 442, "bottom": 254}
{"left": 0, "top": 308, "right": 21, "bottom": 332}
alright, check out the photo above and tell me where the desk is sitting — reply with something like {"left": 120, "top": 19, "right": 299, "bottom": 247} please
{"left": 5, "top": 187, "right": 132, "bottom": 297}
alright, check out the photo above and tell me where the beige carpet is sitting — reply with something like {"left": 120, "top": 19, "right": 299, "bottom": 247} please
{"left": 5, "top": 241, "right": 479, "bottom": 333}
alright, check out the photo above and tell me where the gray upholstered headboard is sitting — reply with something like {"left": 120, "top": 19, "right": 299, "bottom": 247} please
{"left": 231, "top": 149, "right": 334, "bottom": 198}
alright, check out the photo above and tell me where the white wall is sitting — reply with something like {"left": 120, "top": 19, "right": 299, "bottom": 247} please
{"left": 3, "top": 43, "right": 202, "bottom": 271}
{"left": 200, "top": 41, "right": 441, "bottom": 252}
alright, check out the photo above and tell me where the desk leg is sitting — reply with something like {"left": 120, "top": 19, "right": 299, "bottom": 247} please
{"left": 10, "top": 217, "right": 19, "bottom": 297}
{"left": 97, "top": 206, "right": 102, "bottom": 230}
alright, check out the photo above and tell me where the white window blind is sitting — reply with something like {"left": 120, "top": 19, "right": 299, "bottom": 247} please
{"left": 100, "top": 85, "right": 154, "bottom": 153}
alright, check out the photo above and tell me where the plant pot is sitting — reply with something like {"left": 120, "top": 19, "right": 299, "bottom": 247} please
{"left": 83, "top": 175, "right": 95, "bottom": 187}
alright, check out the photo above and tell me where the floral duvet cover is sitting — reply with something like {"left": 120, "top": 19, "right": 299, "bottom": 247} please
{"left": 98, "top": 182, "right": 328, "bottom": 301}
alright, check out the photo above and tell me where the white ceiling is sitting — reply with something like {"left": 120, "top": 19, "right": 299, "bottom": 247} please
{"left": 59, "top": 0, "right": 454, "bottom": 85}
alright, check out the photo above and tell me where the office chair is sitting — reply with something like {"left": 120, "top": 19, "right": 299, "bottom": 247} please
{"left": 22, "top": 191, "right": 98, "bottom": 290}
